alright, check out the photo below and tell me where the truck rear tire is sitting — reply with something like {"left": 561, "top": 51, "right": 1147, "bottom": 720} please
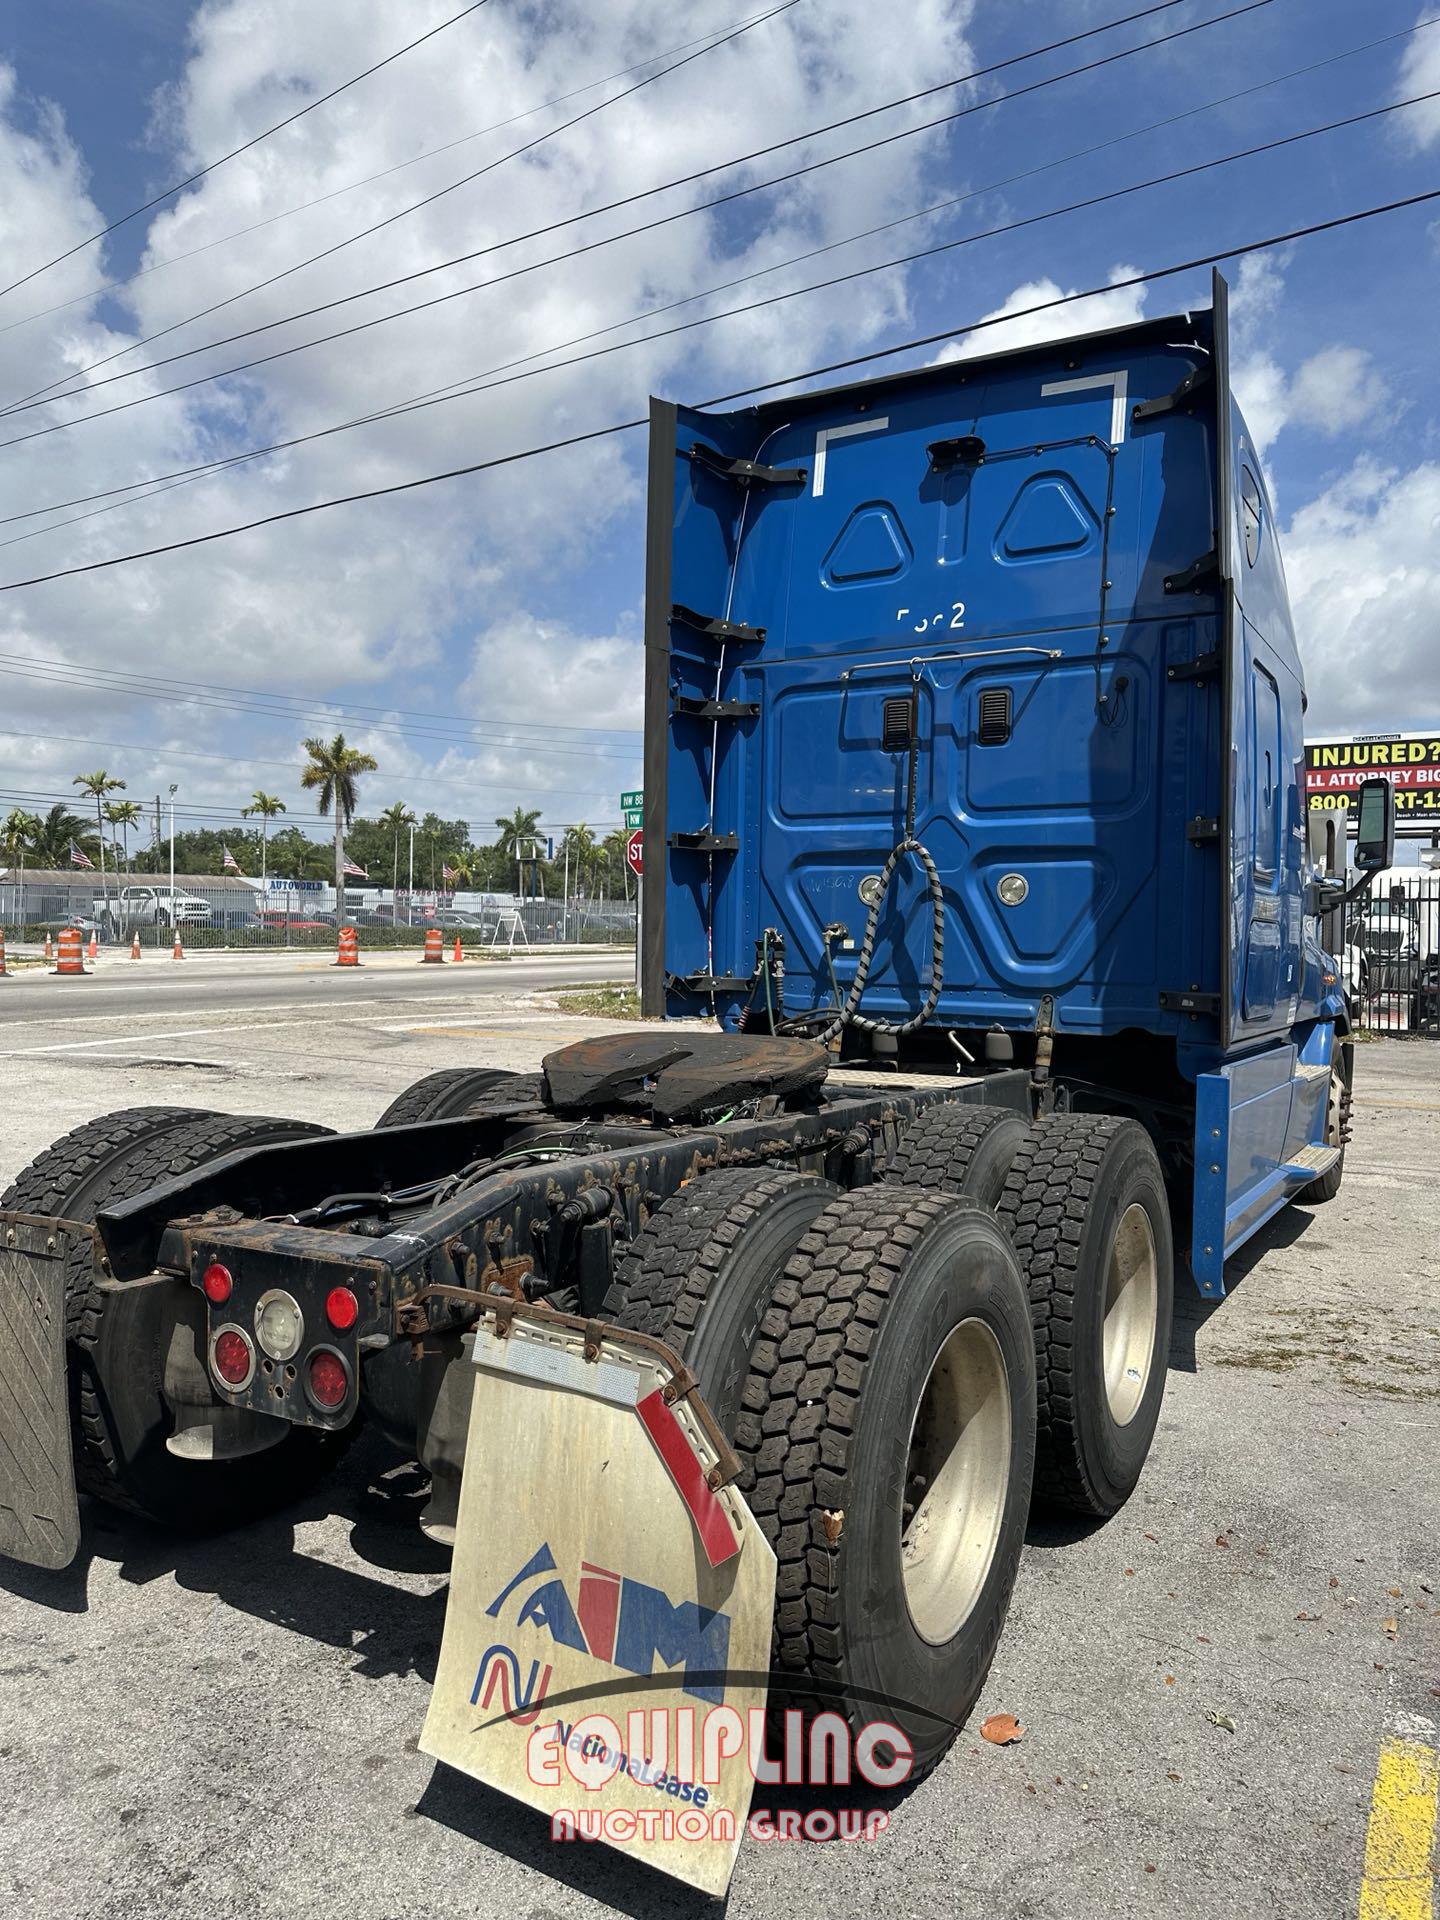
{"left": 885, "top": 1103, "right": 1028, "bottom": 1207}
{"left": 601, "top": 1169, "right": 837, "bottom": 1437}
{"left": 996, "top": 1114, "right": 1173, "bottom": 1518}
{"left": 734, "top": 1188, "right": 1035, "bottom": 1779}
{"left": 374, "top": 1067, "right": 538, "bottom": 1127}
{"left": 1, "top": 1107, "right": 348, "bottom": 1530}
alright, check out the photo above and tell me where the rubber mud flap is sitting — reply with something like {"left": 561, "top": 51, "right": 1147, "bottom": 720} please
{"left": 0, "top": 1216, "right": 83, "bottom": 1569}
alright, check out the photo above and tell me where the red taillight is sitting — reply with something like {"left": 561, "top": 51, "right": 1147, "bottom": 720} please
{"left": 325, "top": 1286, "right": 358, "bottom": 1332}
{"left": 307, "top": 1348, "right": 349, "bottom": 1409}
{"left": 202, "top": 1262, "right": 233, "bottom": 1305}
{"left": 212, "top": 1327, "right": 253, "bottom": 1388}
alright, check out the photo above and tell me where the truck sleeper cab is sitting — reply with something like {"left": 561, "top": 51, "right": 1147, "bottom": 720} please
{"left": 643, "top": 268, "right": 1349, "bottom": 1295}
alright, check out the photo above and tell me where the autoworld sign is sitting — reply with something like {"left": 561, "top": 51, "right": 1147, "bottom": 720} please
{"left": 1305, "top": 734, "right": 1440, "bottom": 821}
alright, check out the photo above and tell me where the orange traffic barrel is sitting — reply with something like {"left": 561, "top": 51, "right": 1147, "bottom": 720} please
{"left": 421, "top": 927, "right": 444, "bottom": 964}
{"left": 55, "top": 926, "right": 86, "bottom": 976}
{"left": 336, "top": 926, "right": 360, "bottom": 967}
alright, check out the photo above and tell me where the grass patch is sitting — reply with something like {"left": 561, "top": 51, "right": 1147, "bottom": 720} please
{"left": 554, "top": 985, "right": 646, "bottom": 1020}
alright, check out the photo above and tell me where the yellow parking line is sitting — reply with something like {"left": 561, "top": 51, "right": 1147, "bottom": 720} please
{"left": 1359, "top": 1733, "right": 1439, "bottom": 1920}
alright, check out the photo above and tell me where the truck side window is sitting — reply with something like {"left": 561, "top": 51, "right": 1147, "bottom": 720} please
{"left": 1252, "top": 664, "right": 1282, "bottom": 882}
{"left": 1241, "top": 466, "right": 1263, "bottom": 567}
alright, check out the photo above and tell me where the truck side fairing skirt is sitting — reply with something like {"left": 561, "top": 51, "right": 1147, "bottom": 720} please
{"left": 1190, "top": 1023, "right": 1337, "bottom": 1298}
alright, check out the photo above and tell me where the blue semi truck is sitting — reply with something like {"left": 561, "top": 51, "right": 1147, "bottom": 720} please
{"left": 0, "top": 273, "right": 1393, "bottom": 1879}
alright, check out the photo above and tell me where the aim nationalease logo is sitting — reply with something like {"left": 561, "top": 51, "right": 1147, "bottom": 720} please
{"left": 470, "top": 1541, "right": 733, "bottom": 1725}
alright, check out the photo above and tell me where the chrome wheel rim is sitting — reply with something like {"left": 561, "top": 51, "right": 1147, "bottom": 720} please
{"left": 900, "top": 1316, "right": 1011, "bottom": 1646}
{"left": 1103, "top": 1203, "right": 1158, "bottom": 1426}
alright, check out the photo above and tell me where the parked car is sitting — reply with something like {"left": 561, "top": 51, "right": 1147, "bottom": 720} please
{"left": 436, "top": 909, "right": 486, "bottom": 930}
{"left": 97, "top": 885, "right": 213, "bottom": 933}
{"left": 259, "top": 910, "right": 334, "bottom": 934}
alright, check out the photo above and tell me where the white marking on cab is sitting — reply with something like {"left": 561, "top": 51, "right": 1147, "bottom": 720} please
{"left": 1040, "top": 369, "right": 1129, "bottom": 446}
{"left": 813, "top": 416, "right": 889, "bottom": 497}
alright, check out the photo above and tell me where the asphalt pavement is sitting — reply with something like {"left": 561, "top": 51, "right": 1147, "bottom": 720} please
{"left": 0, "top": 1019, "right": 1434, "bottom": 1920}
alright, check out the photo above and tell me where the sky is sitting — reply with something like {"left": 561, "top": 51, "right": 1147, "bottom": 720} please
{"left": 0, "top": 0, "right": 1437, "bottom": 854}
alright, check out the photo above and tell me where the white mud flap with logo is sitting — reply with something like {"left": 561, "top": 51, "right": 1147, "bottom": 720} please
{"left": 421, "top": 1302, "right": 776, "bottom": 1896}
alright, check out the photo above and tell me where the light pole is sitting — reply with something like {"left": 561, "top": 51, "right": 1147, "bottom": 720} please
{"left": 407, "top": 822, "right": 415, "bottom": 927}
{"left": 168, "top": 784, "right": 177, "bottom": 944}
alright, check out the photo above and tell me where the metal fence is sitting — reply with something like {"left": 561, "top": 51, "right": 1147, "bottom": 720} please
{"left": 1347, "top": 871, "right": 1440, "bottom": 1038}
{"left": 0, "top": 871, "right": 636, "bottom": 953}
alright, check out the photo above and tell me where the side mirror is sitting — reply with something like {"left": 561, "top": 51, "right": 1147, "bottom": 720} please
{"left": 1353, "top": 776, "right": 1395, "bottom": 874}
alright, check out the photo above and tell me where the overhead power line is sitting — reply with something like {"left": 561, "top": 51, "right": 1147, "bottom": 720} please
{"left": 2, "top": 184, "right": 1436, "bottom": 596}
{"left": 0, "top": 7, "right": 786, "bottom": 344}
{"left": 3, "top": 68, "right": 1426, "bottom": 500}
{"left": 0, "top": 647, "right": 640, "bottom": 741}
{"left": 0, "top": 1, "right": 499, "bottom": 303}
{"left": 0, "top": 655, "right": 644, "bottom": 761}
{"left": 9, "top": 1, "right": 800, "bottom": 411}
{"left": 7, "top": 0, "right": 1255, "bottom": 420}
{"left": 7, "top": 35, "right": 1435, "bottom": 540}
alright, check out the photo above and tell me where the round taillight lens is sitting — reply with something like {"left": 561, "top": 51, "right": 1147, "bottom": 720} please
{"left": 307, "top": 1349, "right": 349, "bottom": 1409}
{"left": 201, "top": 1262, "right": 233, "bottom": 1305}
{"left": 212, "top": 1328, "right": 253, "bottom": 1388}
{"left": 254, "top": 1290, "right": 303, "bottom": 1361}
{"left": 325, "top": 1286, "right": 359, "bottom": 1332}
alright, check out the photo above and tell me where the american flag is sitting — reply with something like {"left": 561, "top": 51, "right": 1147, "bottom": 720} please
{"left": 442, "top": 864, "right": 459, "bottom": 885}
{"left": 69, "top": 840, "right": 94, "bottom": 870}
{"left": 222, "top": 845, "right": 240, "bottom": 873}
{"left": 342, "top": 855, "right": 367, "bottom": 877}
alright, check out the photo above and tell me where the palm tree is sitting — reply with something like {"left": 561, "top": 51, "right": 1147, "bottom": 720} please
{"left": 28, "top": 804, "right": 92, "bottom": 869}
{"left": 2, "top": 809, "right": 40, "bottom": 931}
{"left": 74, "top": 770, "right": 125, "bottom": 913}
{"left": 378, "top": 800, "right": 416, "bottom": 898}
{"left": 241, "top": 791, "right": 287, "bottom": 888}
{"left": 103, "top": 799, "right": 143, "bottom": 877}
{"left": 603, "top": 826, "right": 631, "bottom": 902}
{"left": 495, "top": 805, "right": 542, "bottom": 897}
{"left": 299, "top": 734, "right": 378, "bottom": 924}
{"left": 561, "top": 824, "right": 597, "bottom": 895}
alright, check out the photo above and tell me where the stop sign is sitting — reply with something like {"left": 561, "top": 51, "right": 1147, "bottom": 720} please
{"left": 626, "top": 828, "right": 643, "bottom": 878}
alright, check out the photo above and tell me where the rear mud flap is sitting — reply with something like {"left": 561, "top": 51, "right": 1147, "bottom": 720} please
{"left": 0, "top": 1215, "right": 83, "bottom": 1570}
{"left": 421, "top": 1303, "right": 776, "bottom": 1896}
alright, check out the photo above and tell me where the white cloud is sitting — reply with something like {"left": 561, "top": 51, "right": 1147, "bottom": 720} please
{"left": 1284, "top": 457, "right": 1440, "bottom": 732}
{"left": 0, "top": 0, "right": 977, "bottom": 832}
{"left": 1396, "top": 13, "right": 1440, "bottom": 150}
{"left": 932, "top": 265, "right": 1147, "bottom": 363}
{"left": 1227, "top": 254, "right": 1387, "bottom": 458}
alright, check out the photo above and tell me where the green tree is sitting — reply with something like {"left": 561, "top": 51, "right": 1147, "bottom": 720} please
{"left": 299, "top": 734, "right": 378, "bottom": 923}
{"left": 30, "top": 803, "right": 96, "bottom": 869}
{"left": 377, "top": 800, "right": 416, "bottom": 896}
{"left": 560, "top": 823, "right": 597, "bottom": 893}
{"left": 495, "top": 805, "right": 543, "bottom": 896}
{"left": 2, "top": 809, "right": 41, "bottom": 928}
{"left": 73, "top": 769, "right": 126, "bottom": 910}
{"left": 103, "top": 798, "right": 143, "bottom": 876}
{"left": 602, "top": 826, "right": 632, "bottom": 901}
{"left": 241, "top": 791, "right": 287, "bottom": 888}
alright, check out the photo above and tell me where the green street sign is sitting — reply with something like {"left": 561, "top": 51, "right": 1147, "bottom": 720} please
{"left": 624, "top": 808, "right": 644, "bottom": 829}
{"left": 620, "top": 789, "right": 644, "bottom": 810}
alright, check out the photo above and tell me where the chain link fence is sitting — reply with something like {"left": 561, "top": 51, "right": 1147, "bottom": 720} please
{"left": 0, "top": 871, "right": 636, "bottom": 953}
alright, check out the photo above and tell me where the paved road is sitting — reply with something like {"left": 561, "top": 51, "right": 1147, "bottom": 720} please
{"left": 0, "top": 950, "right": 624, "bottom": 1032}
{"left": 0, "top": 1031, "right": 1434, "bottom": 1920}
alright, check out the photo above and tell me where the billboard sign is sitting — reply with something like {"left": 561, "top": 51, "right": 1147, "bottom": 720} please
{"left": 1305, "top": 734, "right": 1440, "bottom": 823}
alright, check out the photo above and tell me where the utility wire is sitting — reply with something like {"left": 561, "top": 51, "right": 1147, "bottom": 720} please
{"left": 0, "top": 647, "right": 640, "bottom": 741}
{"left": 8, "top": 0, "right": 1251, "bottom": 418}
{"left": 3, "top": 184, "right": 1436, "bottom": 597}
{"left": 0, "top": 52, "right": 1416, "bottom": 480}
{"left": 0, "top": 657, "right": 645, "bottom": 761}
{"left": 0, "top": 1, "right": 499, "bottom": 303}
{"left": 10, "top": 2, "right": 799, "bottom": 411}
{"left": 0, "top": 7, "right": 785, "bottom": 344}
{"left": 6, "top": 27, "right": 1436, "bottom": 538}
